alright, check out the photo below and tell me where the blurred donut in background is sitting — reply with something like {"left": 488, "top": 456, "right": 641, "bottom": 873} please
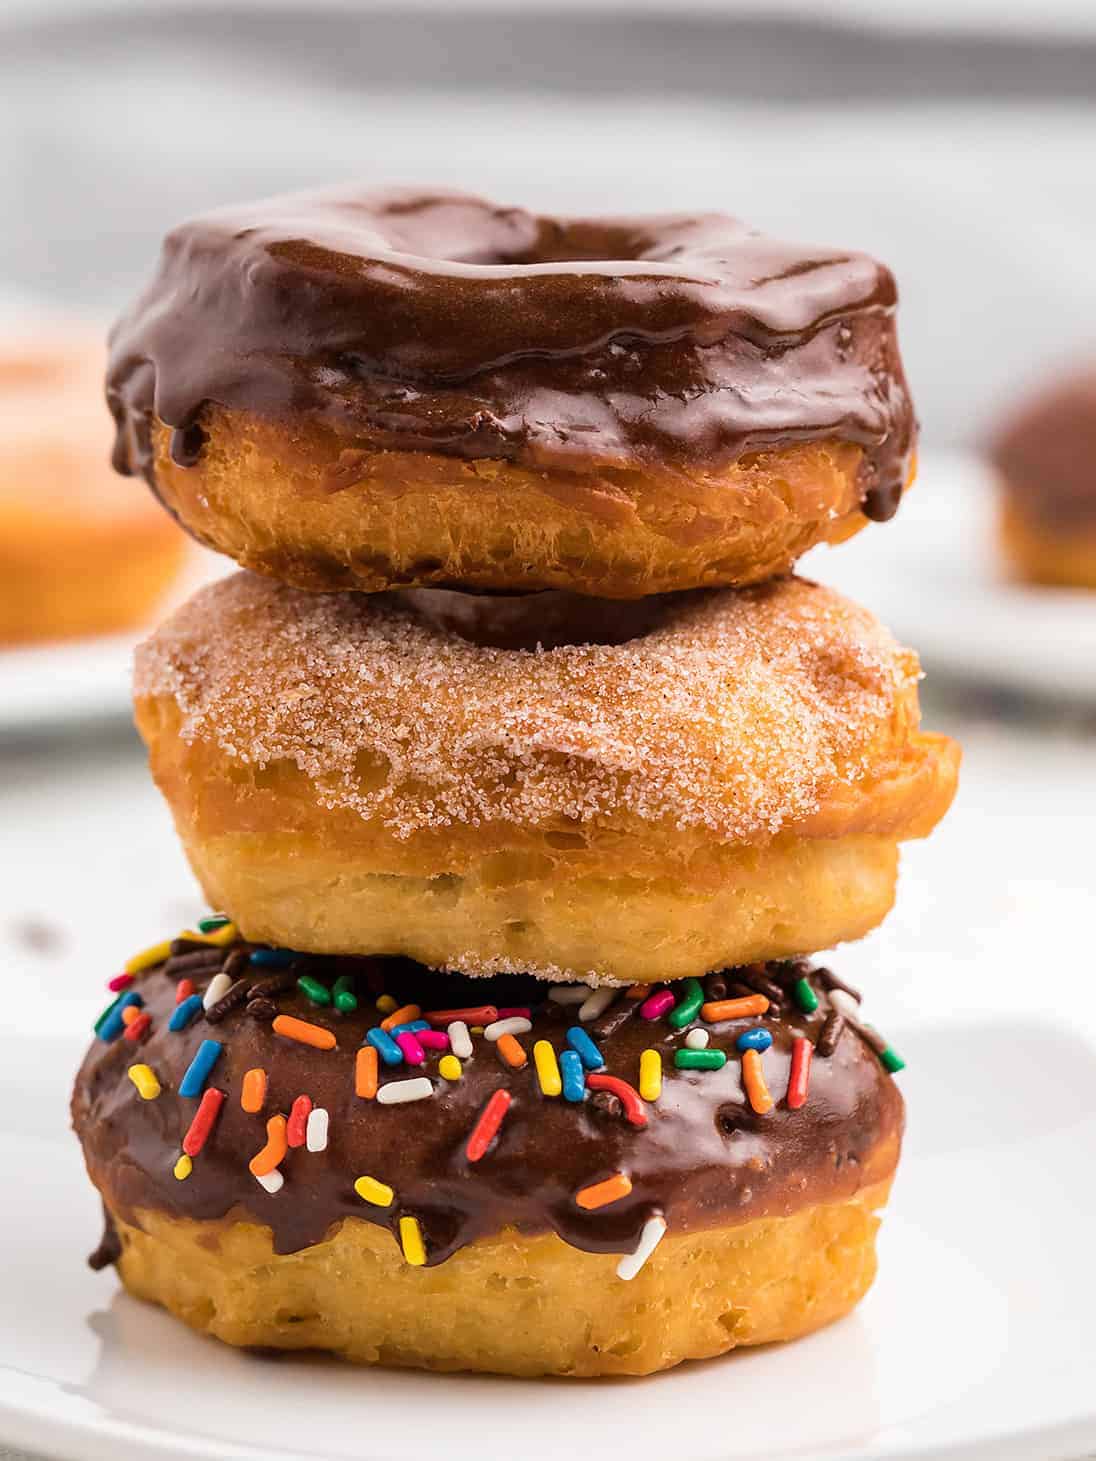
{"left": 0, "top": 334, "right": 189, "bottom": 646}
{"left": 990, "top": 364, "right": 1096, "bottom": 590}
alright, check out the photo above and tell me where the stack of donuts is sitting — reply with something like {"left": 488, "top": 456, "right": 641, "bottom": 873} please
{"left": 72, "top": 188, "right": 959, "bottom": 1377}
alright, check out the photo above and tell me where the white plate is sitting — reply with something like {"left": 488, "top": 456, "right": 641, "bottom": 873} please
{"left": 0, "top": 552, "right": 227, "bottom": 738}
{"left": 2, "top": 1016, "right": 1095, "bottom": 1461}
{"left": 806, "top": 451, "right": 1096, "bottom": 703}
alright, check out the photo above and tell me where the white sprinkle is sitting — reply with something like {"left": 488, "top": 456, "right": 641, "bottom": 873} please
{"left": 684, "top": 1028, "right": 710, "bottom": 1050}
{"left": 617, "top": 1216, "right": 668, "bottom": 1281}
{"left": 578, "top": 987, "right": 616, "bottom": 1023}
{"left": 306, "top": 1107, "right": 329, "bottom": 1152}
{"left": 549, "top": 986, "right": 589, "bottom": 1005}
{"left": 448, "top": 1020, "right": 473, "bottom": 1059}
{"left": 829, "top": 989, "right": 862, "bottom": 1021}
{"left": 377, "top": 1077, "right": 434, "bottom": 1106}
{"left": 202, "top": 972, "right": 232, "bottom": 1010}
{"left": 255, "top": 1169, "right": 283, "bottom": 1194}
{"left": 484, "top": 1017, "right": 532, "bottom": 1042}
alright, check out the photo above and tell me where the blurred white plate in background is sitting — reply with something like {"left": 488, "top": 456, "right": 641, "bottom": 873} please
{"left": 2, "top": 1015, "right": 1095, "bottom": 1461}
{"left": 807, "top": 450, "right": 1096, "bottom": 703}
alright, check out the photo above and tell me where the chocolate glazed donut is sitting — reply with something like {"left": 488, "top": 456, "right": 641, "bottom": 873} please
{"left": 106, "top": 187, "right": 917, "bottom": 597}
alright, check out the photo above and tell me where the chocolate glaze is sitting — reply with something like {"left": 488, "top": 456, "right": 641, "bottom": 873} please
{"left": 391, "top": 586, "right": 686, "bottom": 649}
{"left": 990, "top": 365, "right": 1096, "bottom": 525}
{"left": 73, "top": 948, "right": 903, "bottom": 1266}
{"left": 106, "top": 186, "right": 916, "bottom": 522}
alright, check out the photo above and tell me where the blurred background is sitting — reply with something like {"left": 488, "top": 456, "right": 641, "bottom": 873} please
{"left": 2, "top": 7, "right": 1096, "bottom": 1457}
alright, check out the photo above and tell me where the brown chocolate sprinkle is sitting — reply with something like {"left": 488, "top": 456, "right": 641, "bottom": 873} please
{"left": 817, "top": 1013, "right": 846, "bottom": 1057}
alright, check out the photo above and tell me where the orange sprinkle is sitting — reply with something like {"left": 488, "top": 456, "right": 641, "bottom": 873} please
{"left": 272, "top": 1014, "right": 336, "bottom": 1050}
{"left": 575, "top": 1172, "right": 633, "bottom": 1210}
{"left": 625, "top": 984, "right": 648, "bottom": 1000}
{"left": 380, "top": 1003, "right": 421, "bottom": 1033}
{"left": 742, "top": 1048, "right": 774, "bottom": 1114}
{"left": 240, "top": 1068, "right": 267, "bottom": 1113}
{"left": 249, "top": 1114, "right": 288, "bottom": 1177}
{"left": 496, "top": 1033, "right": 527, "bottom": 1069}
{"left": 701, "top": 995, "right": 769, "bottom": 1023}
{"left": 121, "top": 1004, "right": 142, "bottom": 1027}
{"left": 355, "top": 1045, "right": 379, "bottom": 1099}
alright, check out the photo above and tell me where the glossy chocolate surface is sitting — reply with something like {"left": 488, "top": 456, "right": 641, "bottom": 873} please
{"left": 73, "top": 947, "right": 903, "bottom": 1265}
{"left": 106, "top": 187, "right": 916, "bottom": 521}
{"left": 991, "top": 365, "right": 1096, "bottom": 525}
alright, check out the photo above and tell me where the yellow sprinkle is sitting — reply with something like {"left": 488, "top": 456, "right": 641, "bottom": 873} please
{"left": 173, "top": 1154, "right": 193, "bottom": 1181}
{"left": 127, "top": 1064, "right": 161, "bottom": 1100}
{"left": 399, "top": 1215, "right": 426, "bottom": 1267}
{"left": 376, "top": 994, "right": 398, "bottom": 1014}
{"left": 177, "top": 922, "right": 237, "bottom": 947}
{"left": 438, "top": 1054, "right": 462, "bottom": 1082}
{"left": 639, "top": 1048, "right": 662, "bottom": 1102}
{"left": 124, "top": 938, "right": 173, "bottom": 974}
{"left": 354, "top": 1175, "right": 394, "bottom": 1207}
{"left": 533, "top": 1040, "right": 562, "bottom": 1097}
{"left": 471, "top": 1026, "right": 485, "bottom": 1036}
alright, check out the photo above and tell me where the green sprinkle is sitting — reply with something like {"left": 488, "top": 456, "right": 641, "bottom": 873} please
{"left": 93, "top": 994, "right": 122, "bottom": 1035}
{"left": 333, "top": 974, "right": 358, "bottom": 1013}
{"left": 667, "top": 977, "right": 705, "bottom": 1030}
{"left": 675, "top": 1048, "right": 727, "bottom": 1071}
{"left": 197, "top": 913, "right": 231, "bottom": 933}
{"left": 878, "top": 1046, "right": 905, "bottom": 1074}
{"left": 793, "top": 977, "right": 819, "bottom": 1014}
{"left": 297, "top": 974, "right": 332, "bottom": 1006}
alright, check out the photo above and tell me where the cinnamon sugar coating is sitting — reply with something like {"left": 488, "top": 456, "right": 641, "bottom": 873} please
{"left": 135, "top": 572, "right": 922, "bottom": 845}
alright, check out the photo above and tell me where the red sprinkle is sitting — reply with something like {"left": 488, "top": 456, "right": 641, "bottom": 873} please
{"left": 107, "top": 971, "right": 134, "bottom": 992}
{"left": 395, "top": 1031, "right": 427, "bottom": 1065}
{"left": 182, "top": 1088, "right": 225, "bottom": 1156}
{"left": 287, "top": 1095, "right": 313, "bottom": 1147}
{"left": 426, "top": 1005, "right": 498, "bottom": 1028}
{"left": 123, "top": 1011, "right": 152, "bottom": 1042}
{"left": 496, "top": 1006, "right": 531, "bottom": 1020}
{"left": 639, "top": 990, "right": 674, "bottom": 1021}
{"left": 175, "top": 978, "right": 195, "bottom": 1004}
{"left": 787, "top": 1037, "right": 813, "bottom": 1109}
{"left": 417, "top": 1030, "right": 449, "bottom": 1051}
{"left": 465, "top": 1089, "right": 512, "bottom": 1163}
{"left": 586, "top": 1073, "right": 648, "bottom": 1128}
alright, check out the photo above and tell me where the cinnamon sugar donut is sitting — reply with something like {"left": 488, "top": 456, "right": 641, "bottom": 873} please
{"left": 0, "top": 335, "right": 187, "bottom": 645}
{"left": 134, "top": 573, "right": 959, "bottom": 982}
{"left": 991, "top": 365, "right": 1096, "bottom": 589}
{"left": 73, "top": 940, "right": 903, "bottom": 1376}
{"left": 107, "top": 187, "right": 917, "bottom": 598}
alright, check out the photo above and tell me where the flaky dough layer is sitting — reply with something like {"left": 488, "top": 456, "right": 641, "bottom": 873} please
{"left": 148, "top": 410, "right": 880, "bottom": 596}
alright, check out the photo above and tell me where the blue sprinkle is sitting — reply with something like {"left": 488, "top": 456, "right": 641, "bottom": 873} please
{"left": 566, "top": 1026, "right": 605, "bottom": 1071}
{"left": 97, "top": 991, "right": 143, "bottom": 1042}
{"left": 390, "top": 1019, "right": 430, "bottom": 1037}
{"left": 365, "top": 1027, "right": 404, "bottom": 1067}
{"left": 169, "top": 994, "right": 204, "bottom": 1032}
{"left": 735, "top": 1028, "right": 773, "bottom": 1053}
{"left": 179, "top": 1039, "right": 223, "bottom": 1098}
{"left": 249, "top": 948, "right": 296, "bottom": 968}
{"left": 560, "top": 1049, "right": 586, "bottom": 1102}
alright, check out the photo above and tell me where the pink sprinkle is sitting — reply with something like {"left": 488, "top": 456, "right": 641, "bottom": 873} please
{"left": 108, "top": 971, "right": 134, "bottom": 992}
{"left": 417, "top": 1030, "right": 450, "bottom": 1051}
{"left": 395, "top": 1031, "right": 427, "bottom": 1065}
{"left": 497, "top": 1007, "right": 531, "bottom": 1020}
{"left": 639, "top": 990, "right": 675, "bottom": 1021}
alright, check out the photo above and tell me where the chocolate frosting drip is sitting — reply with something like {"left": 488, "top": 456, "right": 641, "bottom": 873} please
{"left": 106, "top": 186, "right": 916, "bottom": 522}
{"left": 73, "top": 949, "right": 903, "bottom": 1265}
{"left": 990, "top": 365, "right": 1096, "bottom": 526}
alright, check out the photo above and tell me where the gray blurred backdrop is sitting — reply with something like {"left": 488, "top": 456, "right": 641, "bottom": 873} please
{"left": 1, "top": 3, "right": 1094, "bottom": 451}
